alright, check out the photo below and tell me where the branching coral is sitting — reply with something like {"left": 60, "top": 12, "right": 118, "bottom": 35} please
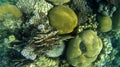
{"left": 16, "top": 0, "right": 37, "bottom": 14}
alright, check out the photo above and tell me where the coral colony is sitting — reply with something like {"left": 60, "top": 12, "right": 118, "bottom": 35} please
{"left": 0, "top": 0, "right": 120, "bottom": 67}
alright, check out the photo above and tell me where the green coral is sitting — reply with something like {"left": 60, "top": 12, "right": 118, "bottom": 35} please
{"left": 66, "top": 30, "right": 103, "bottom": 67}
{"left": 97, "top": 15, "right": 112, "bottom": 32}
{"left": 112, "top": 7, "right": 120, "bottom": 31}
{"left": 48, "top": 5, "right": 78, "bottom": 34}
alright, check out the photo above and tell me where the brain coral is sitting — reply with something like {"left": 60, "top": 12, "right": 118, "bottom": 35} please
{"left": 0, "top": 3, "right": 22, "bottom": 20}
{"left": 48, "top": 5, "right": 78, "bottom": 34}
{"left": 66, "top": 30, "right": 103, "bottom": 67}
{"left": 97, "top": 15, "right": 112, "bottom": 32}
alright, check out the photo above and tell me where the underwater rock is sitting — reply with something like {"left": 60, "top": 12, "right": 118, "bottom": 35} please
{"left": 48, "top": 5, "right": 78, "bottom": 34}
{"left": 46, "top": 0, "right": 70, "bottom": 5}
{"left": 112, "top": 7, "right": 120, "bottom": 31}
{"left": 0, "top": 3, "right": 22, "bottom": 20}
{"left": 97, "top": 15, "right": 112, "bottom": 32}
{"left": 66, "top": 30, "right": 103, "bottom": 67}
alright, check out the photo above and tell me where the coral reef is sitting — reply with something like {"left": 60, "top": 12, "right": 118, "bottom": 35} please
{"left": 97, "top": 15, "right": 112, "bottom": 32}
{"left": 48, "top": 5, "right": 78, "bottom": 34}
{"left": 66, "top": 30, "right": 103, "bottom": 67}
{"left": 98, "top": 2, "right": 116, "bottom": 17}
{"left": 76, "top": 14, "right": 98, "bottom": 33}
{"left": 16, "top": 0, "right": 37, "bottom": 14}
{"left": 46, "top": 0, "right": 70, "bottom": 5}
{"left": 17, "top": 0, "right": 53, "bottom": 15}
{"left": 0, "top": 3, "right": 22, "bottom": 40}
{"left": 26, "top": 55, "right": 59, "bottom": 67}
{"left": 93, "top": 35, "right": 113, "bottom": 67}
{"left": 112, "top": 7, "right": 120, "bottom": 31}
{"left": 0, "top": 0, "right": 120, "bottom": 67}
{"left": 106, "top": 0, "right": 120, "bottom": 7}
{"left": 70, "top": 0, "right": 92, "bottom": 24}
{"left": 1, "top": 14, "right": 22, "bottom": 31}
{"left": 0, "top": 0, "right": 18, "bottom": 4}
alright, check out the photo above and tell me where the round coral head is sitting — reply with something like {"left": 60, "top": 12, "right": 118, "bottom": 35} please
{"left": 48, "top": 5, "right": 78, "bottom": 34}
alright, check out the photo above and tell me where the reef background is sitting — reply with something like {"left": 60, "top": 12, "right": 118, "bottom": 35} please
{"left": 0, "top": 0, "right": 120, "bottom": 67}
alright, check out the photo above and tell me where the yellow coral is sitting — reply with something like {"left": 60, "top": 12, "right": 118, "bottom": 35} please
{"left": 97, "top": 15, "right": 112, "bottom": 32}
{"left": 48, "top": 5, "right": 78, "bottom": 34}
{"left": 0, "top": 3, "right": 22, "bottom": 20}
{"left": 66, "top": 30, "right": 103, "bottom": 67}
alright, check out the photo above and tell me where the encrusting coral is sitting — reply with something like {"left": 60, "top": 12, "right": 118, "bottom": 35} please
{"left": 48, "top": 5, "right": 78, "bottom": 34}
{"left": 66, "top": 30, "right": 103, "bottom": 67}
{"left": 0, "top": 3, "right": 22, "bottom": 20}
